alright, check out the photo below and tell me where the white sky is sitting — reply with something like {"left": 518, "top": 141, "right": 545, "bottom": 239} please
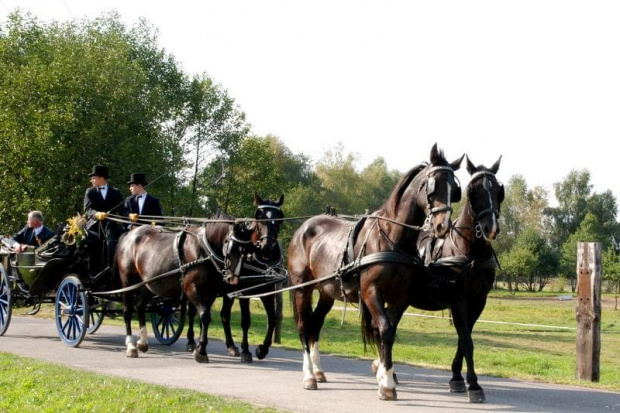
{"left": 2, "top": 1, "right": 619, "bottom": 208}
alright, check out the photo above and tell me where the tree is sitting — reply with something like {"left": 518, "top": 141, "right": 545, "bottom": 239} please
{"left": 0, "top": 12, "right": 186, "bottom": 233}
{"left": 545, "top": 169, "right": 592, "bottom": 250}
{"left": 498, "top": 228, "right": 558, "bottom": 292}
{"left": 496, "top": 175, "right": 549, "bottom": 254}
{"left": 559, "top": 212, "right": 605, "bottom": 291}
{"left": 181, "top": 74, "right": 249, "bottom": 216}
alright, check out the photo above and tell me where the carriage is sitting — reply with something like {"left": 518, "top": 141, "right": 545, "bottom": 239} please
{"left": 0, "top": 228, "right": 186, "bottom": 348}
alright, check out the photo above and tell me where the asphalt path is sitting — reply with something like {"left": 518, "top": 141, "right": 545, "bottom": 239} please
{"left": 0, "top": 316, "right": 619, "bottom": 412}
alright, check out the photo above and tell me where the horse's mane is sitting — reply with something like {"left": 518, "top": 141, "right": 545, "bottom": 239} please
{"left": 382, "top": 149, "right": 452, "bottom": 216}
{"left": 378, "top": 163, "right": 426, "bottom": 217}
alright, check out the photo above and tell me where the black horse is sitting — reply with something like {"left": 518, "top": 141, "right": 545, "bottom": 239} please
{"left": 288, "top": 144, "right": 463, "bottom": 400}
{"left": 115, "top": 193, "right": 284, "bottom": 363}
{"left": 186, "top": 194, "right": 285, "bottom": 362}
{"left": 415, "top": 155, "right": 504, "bottom": 403}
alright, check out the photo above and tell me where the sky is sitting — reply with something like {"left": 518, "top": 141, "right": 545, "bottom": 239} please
{"left": 2, "top": 1, "right": 619, "bottom": 207}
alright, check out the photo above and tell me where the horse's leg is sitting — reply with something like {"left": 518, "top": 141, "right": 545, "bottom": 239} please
{"left": 294, "top": 287, "right": 318, "bottom": 390}
{"left": 306, "top": 292, "right": 334, "bottom": 383}
{"left": 135, "top": 290, "right": 150, "bottom": 353}
{"left": 450, "top": 298, "right": 485, "bottom": 403}
{"left": 238, "top": 297, "right": 253, "bottom": 362}
{"left": 363, "top": 290, "right": 405, "bottom": 401}
{"left": 186, "top": 302, "right": 196, "bottom": 352}
{"left": 255, "top": 292, "right": 278, "bottom": 361}
{"left": 220, "top": 295, "right": 240, "bottom": 357}
{"left": 193, "top": 296, "right": 216, "bottom": 363}
{"left": 123, "top": 292, "right": 138, "bottom": 358}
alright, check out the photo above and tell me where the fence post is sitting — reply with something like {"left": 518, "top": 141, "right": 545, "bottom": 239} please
{"left": 575, "top": 242, "right": 602, "bottom": 382}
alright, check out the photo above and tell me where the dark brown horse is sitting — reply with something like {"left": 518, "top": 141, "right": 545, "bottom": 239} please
{"left": 414, "top": 155, "right": 503, "bottom": 403}
{"left": 116, "top": 193, "right": 284, "bottom": 363}
{"left": 288, "top": 144, "right": 463, "bottom": 399}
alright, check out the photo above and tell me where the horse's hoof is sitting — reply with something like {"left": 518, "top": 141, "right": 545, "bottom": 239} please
{"left": 314, "top": 371, "right": 327, "bottom": 383}
{"left": 186, "top": 343, "right": 196, "bottom": 352}
{"left": 227, "top": 346, "right": 240, "bottom": 357}
{"left": 303, "top": 378, "right": 318, "bottom": 390}
{"left": 468, "top": 389, "right": 486, "bottom": 403}
{"left": 193, "top": 350, "right": 209, "bottom": 363}
{"left": 371, "top": 359, "right": 379, "bottom": 375}
{"left": 255, "top": 344, "right": 268, "bottom": 360}
{"left": 378, "top": 385, "right": 397, "bottom": 401}
{"left": 137, "top": 342, "right": 148, "bottom": 353}
{"left": 126, "top": 349, "right": 138, "bottom": 358}
{"left": 450, "top": 380, "right": 467, "bottom": 393}
{"left": 240, "top": 352, "right": 253, "bottom": 363}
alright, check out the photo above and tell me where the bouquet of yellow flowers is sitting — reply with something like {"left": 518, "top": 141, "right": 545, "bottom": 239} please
{"left": 63, "top": 213, "right": 87, "bottom": 246}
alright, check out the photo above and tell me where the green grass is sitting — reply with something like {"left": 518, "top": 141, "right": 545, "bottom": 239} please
{"left": 0, "top": 353, "right": 285, "bottom": 412}
{"left": 21, "top": 290, "right": 620, "bottom": 393}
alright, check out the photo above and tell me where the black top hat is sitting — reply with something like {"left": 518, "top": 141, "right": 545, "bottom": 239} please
{"left": 127, "top": 173, "right": 148, "bottom": 186}
{"left": 88, "top": 165, "right": 109, "bottom": 179}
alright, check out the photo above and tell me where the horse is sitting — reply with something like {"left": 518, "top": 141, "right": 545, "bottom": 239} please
{"left": 185, "top": 194, "right": 285, "bottom": 362}
{"left": 115, "top": 192, "right": 284, "bottom": 363}
{"left": 287, "top": 143, "right": 464, "bottom": 399}
{"left": 414, "top": 155, "right": 504, "bottom": 403}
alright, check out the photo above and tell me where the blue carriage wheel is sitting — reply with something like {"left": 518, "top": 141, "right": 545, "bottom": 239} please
{"left": 87, "top": 297, "right": 106, "bottom": 334}
{"left": 0, "top": 264, "right": 12, "bottom": 336}
{"left": 151, "top": 300, "right": 186, "bottom": 345}
{"left": 55, "top": 275, "right": 89, "bottom": 347}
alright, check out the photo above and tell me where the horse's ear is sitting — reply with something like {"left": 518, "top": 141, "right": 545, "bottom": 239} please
{"left": 254, "top": 192, "right": 263, "bottom": 206}
{"left": 450, "top": 154, "right": 465, "bottom": 171}
{"left": 276, "top": 194, "right": 284, "bottom": 206}
{"left": 429, "top": 143, "right": 439, "bottom": 162}
{"left": 466, "top": 155, "right": 477, "bottom": 175}
{"left": 490, "top": 155, "right": 502, "bottom": 174}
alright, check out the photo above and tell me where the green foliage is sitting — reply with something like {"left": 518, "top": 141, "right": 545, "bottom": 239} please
{"left": 559, "top": 212, "right": 606, "bottom": 282}
{"left": 0, "top": 11, "right": 186, "bottom": 233}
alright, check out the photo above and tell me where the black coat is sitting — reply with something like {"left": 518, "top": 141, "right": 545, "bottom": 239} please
{"left": 124, "top": 193, "right": 163, "bottom": 217}
{"left": 12, "top": 225, "right": 55, "bottom": 247}
{"left": 83, "top": 185, "right": 127, "bottom": 234}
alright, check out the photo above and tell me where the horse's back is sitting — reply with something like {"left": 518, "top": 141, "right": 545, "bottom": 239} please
{"left": 288, "top": 215, "right": 353, "bottom": 283}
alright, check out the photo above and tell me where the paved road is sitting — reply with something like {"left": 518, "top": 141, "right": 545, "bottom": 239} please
{"left": 0, "top": 316, "right": 619, "bottom": 412}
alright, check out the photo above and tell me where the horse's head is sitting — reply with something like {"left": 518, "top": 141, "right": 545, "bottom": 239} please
{"left": 465, "top": 155, "right": 504, "bottom": 241}
{"left": 420, "top": 143, "right": 465, "bottom": 238}
{"left": 252, "top": 192, "right": 285, "bottom": 262}
{"left": 222, "top": 222, "right": 254, "bottom": 285}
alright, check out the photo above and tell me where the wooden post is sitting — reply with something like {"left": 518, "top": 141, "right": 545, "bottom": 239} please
{"left": 576, "top": 242, "right": 602, "bottom": 382}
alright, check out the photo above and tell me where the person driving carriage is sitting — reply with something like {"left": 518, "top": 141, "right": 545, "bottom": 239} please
{"left": 83, "top": 165, "right": 127, "bottom": 274}
{"left": 12, "top": 210, "right": 54, "bottom": 253}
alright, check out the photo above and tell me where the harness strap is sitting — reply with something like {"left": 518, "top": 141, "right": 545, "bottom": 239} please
{"left": 91, "top": 256, "right": 211, "bottom": 296}
{"left": 233, "top": 250, "right": 421, "bottom": 299}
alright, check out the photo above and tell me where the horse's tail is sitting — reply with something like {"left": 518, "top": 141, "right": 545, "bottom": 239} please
{"left": 360, "top": 299, "right": 379, "bottom": 353}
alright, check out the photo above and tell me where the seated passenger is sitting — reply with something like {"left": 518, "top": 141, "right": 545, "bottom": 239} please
{"left": 12, "top": 210, "right": 54, "bottom": 253}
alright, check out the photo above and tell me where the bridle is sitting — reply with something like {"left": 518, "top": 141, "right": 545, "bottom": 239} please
{"left": 422, "top": 164, "right": 461, "bottom": 227}
{"left": 467, "top": 170, "right": 504, "bottom": 239}
{"left": 254, "top": 204, "right": 283, "bottom": 249}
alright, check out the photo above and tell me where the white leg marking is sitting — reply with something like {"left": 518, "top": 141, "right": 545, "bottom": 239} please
{"left": 125, "top": 335, "right": 136, "bottom": 350}
{"left": 310, "top": 342, "right": 322, "bottom": 373}
{"left": 302, "top": 351, "right": 314, "bottom": 382}
{"left": 138, "top": 326, "right": 148, "bottom": 346}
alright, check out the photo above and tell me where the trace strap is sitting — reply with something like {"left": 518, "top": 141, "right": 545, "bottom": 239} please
{"left": 89, "top": 256, "right": 211, "bottom": 296}
{"left": 230, "top": 250, "right": 421, "bottom": 299}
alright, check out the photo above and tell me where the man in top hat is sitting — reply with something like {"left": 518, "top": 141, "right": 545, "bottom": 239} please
{"left": 12, "top": 210, "right": 55, "bottom": 253}
{"left": 84, "top": 165, "right": 127, "bottom": 272}
{"left": 124, "top": 173, "right": 164, "bottom": 228}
